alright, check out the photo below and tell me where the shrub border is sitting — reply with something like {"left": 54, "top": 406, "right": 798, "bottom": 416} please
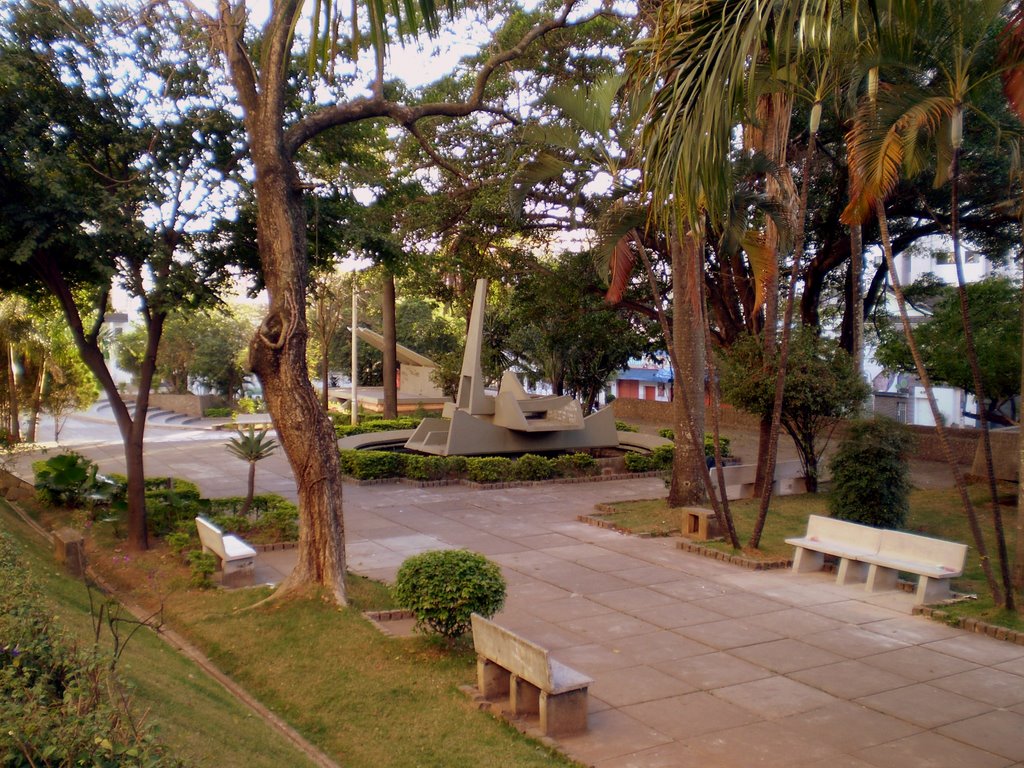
{"left": 343, "top": 470, "right": 667, "bottom": 489}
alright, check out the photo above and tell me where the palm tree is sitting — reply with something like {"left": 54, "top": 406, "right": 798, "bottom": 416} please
{"left": 843, "top": 1, "right": 1020, "bottom": 608}
{"left": 226, "top": 426, "right": 280, "bottom": 518}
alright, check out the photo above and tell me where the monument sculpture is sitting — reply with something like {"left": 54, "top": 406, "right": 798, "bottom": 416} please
{"left": 404, "top": 279, "right": 619, "bottom": 456}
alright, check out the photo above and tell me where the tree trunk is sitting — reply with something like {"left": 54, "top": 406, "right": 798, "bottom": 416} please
{"left": 749, "top": 109, "right": 819, "bottom": 550}
{"left": 668, "top": 234, "right": 705, "bottom": 507}
{"left": 1017, "top": 270, "right": 1024, "bottom": 592}
{"left": 320, "top": 342, "right": 330, "bottom": 412}
{"left": 244, "top": 111, "right": 347, "bottom": 604}
{"left": 382, "top": 271, "right": 398, "bottom": 419}
{"left": 7, "top": 344, "right": 20, "bottom": 442}
{"left": 26, "top": 363, "right": 45, "bottom": 444}
{"left": 752, "top": 91, "right": 793, "bottom": 497}
{"left": 875, "top": 200, "right": 1003, "bottom": 605}
{"left": 948, "top": 145, "right": 1014, "bottom": 609}
{"left": 242, "top": 460, "right": 256, "bottom": 518}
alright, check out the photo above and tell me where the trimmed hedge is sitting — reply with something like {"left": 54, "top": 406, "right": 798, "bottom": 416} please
{"left": 339, "top": 450, "right": 602, "bottom": 484}
{"left": 332, "top": 416, "right": 423, "bottom": 438}
{"left": 658, "top": 430, "right": 732, "bottom": 458}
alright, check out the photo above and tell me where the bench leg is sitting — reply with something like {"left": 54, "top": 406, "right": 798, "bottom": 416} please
{"left": 915, "top": 576, "right": 952, "bottom": 605}
{"left": 477, "top": 657, "right": 510, "bottom": 700}
{"left": 792, "top": 547, "right": 824, "bottom": 574}
{"left": 540, "top": 688, "right": 588, "bottom": 737}
{"left": 510, "top": 674, "right": 540, "bottom": 716}
{"left": 865, "top": 564, "right": 898, "bottom": 593}
{"left": 835, "top": 558, "right": 869, "bottom": 586}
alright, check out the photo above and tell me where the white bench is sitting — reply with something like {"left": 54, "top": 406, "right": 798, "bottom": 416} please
{"left": 195, "top": 516, "right": 257, "bottom": 587}
{"left": 864, "top": 530, "right": 968, "bottom": 605}
{"left": 471, "top": 613, "right": 592, "bottom": 737}
{"left": 786, "top": 515, "right": 967, "bottom": 604}
{"left": 711, "top": 459, "right": 806, "bottom": 501}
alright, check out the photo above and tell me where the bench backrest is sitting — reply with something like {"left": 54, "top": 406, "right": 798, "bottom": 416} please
{"left": 195, "top": 516, "right": 227, "bottom": 558}
{"left": 876, "top": 530, "right": 968, "bottom": 574}
{"left": 804, "top": 515, "right": 883, "bottom": 550}
{"left": 718, "top": 464, "right": 757, "bottom": 485}
{"left": 471, "top": 613, "right": 551, "bottom": 691}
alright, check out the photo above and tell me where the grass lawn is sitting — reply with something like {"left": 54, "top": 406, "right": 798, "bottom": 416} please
{"left": 597, "top": 481, "right": 1022, "bottom": 628}
{"left": 4, "top": 500, "right": 579, "bottom": 768}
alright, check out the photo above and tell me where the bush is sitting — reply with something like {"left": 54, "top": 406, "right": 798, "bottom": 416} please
{"left": 512, "top": 454, "right": 555, "bottom": 481}
{"left": 187, "top": 550, "right": 218, "bottom": 589}
{"left": 204, "top": 406, "right": 233, "bottom": 418}
{"left": 392, "top": 549, "right": 506, "bottom": 638}
{"left": 341, "top": 450, "right": 407, "bottom": 480}
{"left": 32, "top": 452, "right": 102, "bottom": 508}
{"left": 0, "top": 534, "right": 181, "bottom": 765}
{"left": 236, "top": 396, "right": 264, "bottom": 414}
{"left": 466, "top": 457, "right": 515, "bottom": 483}
{"left": 650, "top": 444, "right": 674, "bottom": 470}
{"left": 828, "top": 418, "right": 914, "bottom": 529}
{"left": 333, "top": 416, "right": 423, "bottom": 438}
{"left": 657, "top": 430, "right": 732, "bottom": 458}
{"left": 552, "top": 452, "right": 599, "bottom": 477}
{"left": 404, "top": 455, "right": 451, "bottom": 482}
{"left": 615, "top": 420, "right": 639, "bottom": 433}
{"left": 623, "top": 452, "right": 655, "bottom": 472}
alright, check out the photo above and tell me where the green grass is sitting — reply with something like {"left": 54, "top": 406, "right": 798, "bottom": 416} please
{"left": 0, "top": 499, "right": 318, "bottom": 768}
{"left": 5, "top": 500, "right": 578, "bottom": 768}
{"left": 599, "top": 483, "right": 1023, "bottom": 628}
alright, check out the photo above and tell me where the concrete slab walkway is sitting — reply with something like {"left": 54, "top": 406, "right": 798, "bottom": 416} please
{"left": 21, "top": 416, "right": 1024, "bottom": 768}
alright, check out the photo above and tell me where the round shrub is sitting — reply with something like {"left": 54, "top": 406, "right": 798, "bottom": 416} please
{"left": 828, "top": 418, "right": 914, "bottom": 529}
{"left": 405, "top": 455, "right": 451, "bottom": 482}
{"left": 513, "top": 454, "right": 555, "bottom": 481}
{"left": 392, "top": 549, "right": 506, "bottom": 638}
{"left": 650, "top": 444, "right": 674, "bottom": 470}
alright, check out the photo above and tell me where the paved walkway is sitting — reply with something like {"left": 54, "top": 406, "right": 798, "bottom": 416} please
{"left": 19, "top": 411, "right": 1024, "bottom": 768}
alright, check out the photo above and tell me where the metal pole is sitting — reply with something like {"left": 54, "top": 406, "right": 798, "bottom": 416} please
{"left": 351, "top": 276, "right": 358, "bottom": 426}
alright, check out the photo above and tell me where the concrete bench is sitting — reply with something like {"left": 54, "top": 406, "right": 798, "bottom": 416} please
{"left": 786, "top": 515, "right": 884, "bottom": 586}
{"left": 864, "top": 529, "right": 967, "bottom": 605}
{"left": 195, "top": 516, "right": 257, "bottom": 587}
{"left": 711, "top": 459, "right": 806, "bottom": 501}
{"left": 471, "top": 613, "right": 592, "bottom": 737}
{"left": 786, "top": 515, "right": 967, "bottom": 604}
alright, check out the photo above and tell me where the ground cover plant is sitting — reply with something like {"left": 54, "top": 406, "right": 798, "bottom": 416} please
{"left": 0, "top": 500, "right": 317, "bottom": 768}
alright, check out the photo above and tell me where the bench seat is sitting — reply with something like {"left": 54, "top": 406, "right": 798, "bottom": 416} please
{"left": 195, "top": 516, "right": 257, "bottom": 587}
{"left": 787, "top": 515, "right": 967, "bottom": 604}
{"left": 471, "top": 613, "right": 591, "bottom": 737}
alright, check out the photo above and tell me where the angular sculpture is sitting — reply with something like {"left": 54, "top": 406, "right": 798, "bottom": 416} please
{"left": 405, "top": 279, "right": 619, "bottom": 456}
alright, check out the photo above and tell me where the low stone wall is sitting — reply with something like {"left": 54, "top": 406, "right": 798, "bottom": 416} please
{"left": 148, "top": 393, "right": 224, "bottom": 417}
{"left": 905, "top": 424, "right": 979, "bottom": 465}
{"left": 611, "top": 399, "right": 760, "bottom": 430}
{"left": 0, "top": 467, "right": 35, "bottom": 502}
{"left": 970, "top": 429, "right": 1018, "bottom": 482}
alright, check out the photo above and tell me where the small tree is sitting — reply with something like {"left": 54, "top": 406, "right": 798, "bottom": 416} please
{"left": 720, "top": 329, "right": 870, "bottom": 492}
{"left": 225, "top": 427, "right": 279, "bottom": 518}
{"left": 829, "top": 418, "right": 914, "bottom": 529}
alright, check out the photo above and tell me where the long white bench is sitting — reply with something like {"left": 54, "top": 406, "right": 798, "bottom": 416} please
{"left": 786, "top": 515, "right": 967, "bottom": 604}
{"left": 195, "top": 516, "right": 257, "bottom": 587}
{"left": 471, "top": 613, "right": 592, "bottom": 737}
{"left": 711, "top": 459, "right": 806, "bottom": 501}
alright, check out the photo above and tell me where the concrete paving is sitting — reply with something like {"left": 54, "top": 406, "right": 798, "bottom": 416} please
{"left": 16, "top": 408, "right": 1024, "bottom": 768}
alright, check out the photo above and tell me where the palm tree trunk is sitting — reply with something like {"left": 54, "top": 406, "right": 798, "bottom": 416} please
{"left": 26, "top": 362, "right": 45, "bottom": 444}
{"left": 749, "top": 111, "right": 819, "bottom": 549}
{"left": 875, "top": 200, "right": 1003, "bottom": 605}
{"left": 242, "top": 460, "right": 256, "bottom": 518}
{"left": 949, "top": 146, "right": 1015, "bottom": 610}
{"left": 7, "top": 343, "right": 20, "bottom": 442}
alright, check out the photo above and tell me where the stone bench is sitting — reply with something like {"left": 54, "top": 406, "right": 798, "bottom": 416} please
{"left": 786, "top": 515, "right": 967, "bottom": 604}
{"left": 471, "top": 613, "right": 592, "bottom": 737}
{"left": 195, "top": 516, "right": 257, "bottom": 587}
{"left": 711, "top": 459, "right": 806, "bottom": 501}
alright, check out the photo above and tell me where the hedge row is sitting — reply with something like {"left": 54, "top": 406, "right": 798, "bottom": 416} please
{"left": 332, "top": 416, "right": 424, "bottom": 438}
{"left": 339, "top": 450, "right": 602, "bottom": 483}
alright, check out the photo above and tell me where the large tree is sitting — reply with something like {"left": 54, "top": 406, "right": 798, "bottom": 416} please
{"left": 0, "top": 1, "right": 234, "bottom": 550}
{"left": 194, "top": 0, "right": 604, "bottom": 603}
